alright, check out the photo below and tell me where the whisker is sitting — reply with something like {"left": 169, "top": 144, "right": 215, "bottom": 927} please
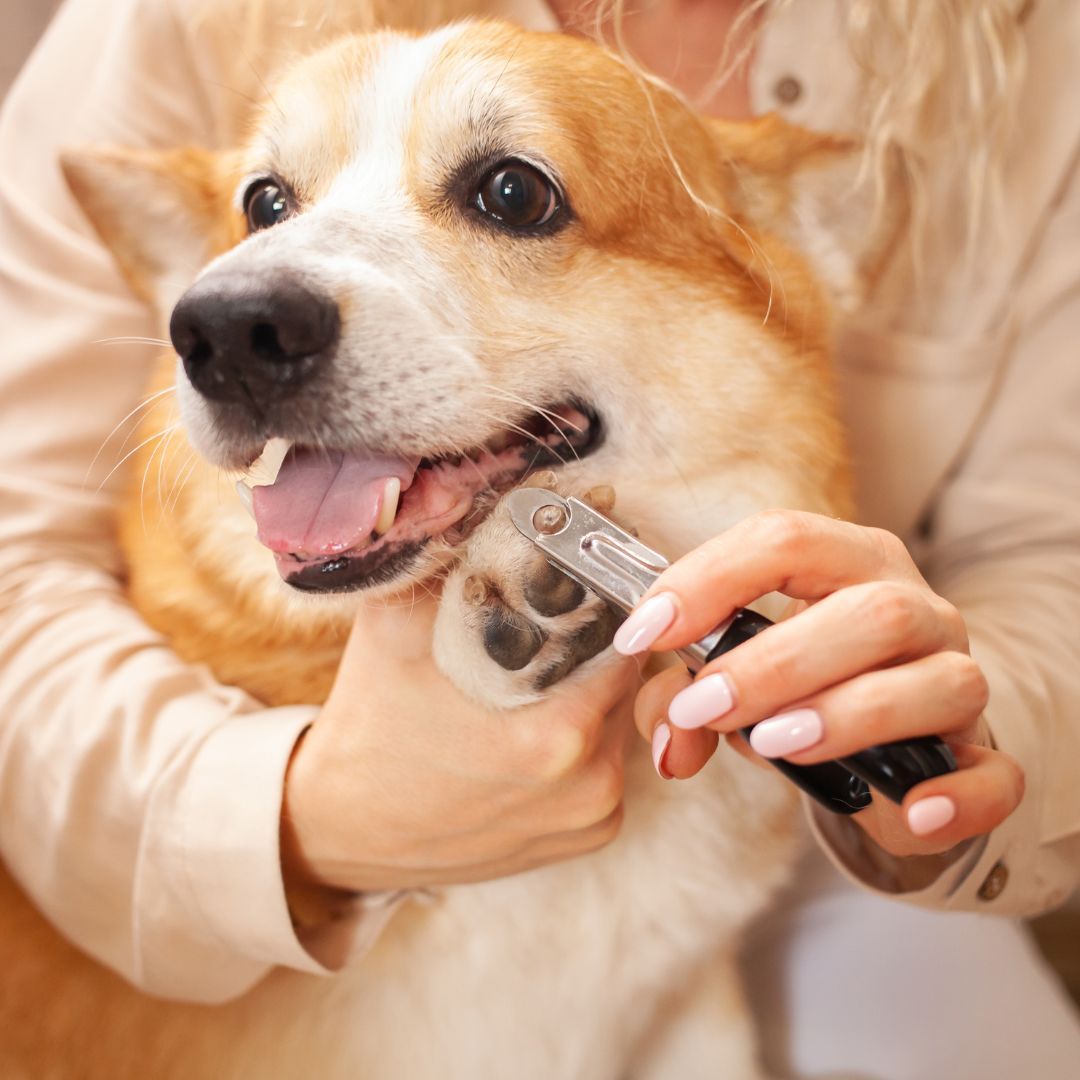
{"left": 473, "top": 410, "right": 572, "bottom": 468}
{"left": 478, "top": 384, "right": 585, "bottom": 433}
{"left": 165, "top": 453, "right": 201, "bottom": 517}
{"left": 84, "top": 385, "right": 177, "bottom": 486}
{"left": 155, "top": 425, "right": 181, "bottom": 516}
{"left": 444, "top": 436, "right": 491, "bottom": 491}
{"left": 244, "top": 54, "right": 287, "bottom": 126}
{"left": 139, "top": 426, "right": 178, "bottom": 536}
{"left": 476, "top": 388, "right": 584, "bottom": 464}
{"left": 199, "top": 78, "right": 264, "bottom": 112}
{"left": 163, "top": 448, "right": 195, "bottom": 513}
{"left": 92, "top": 336, "right": 171, "bottom": 348}
{"left": 96, "top": 423, "right": 180, "bottom": 494}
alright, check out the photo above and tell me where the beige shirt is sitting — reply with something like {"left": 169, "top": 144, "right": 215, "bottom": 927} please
{"left": 0, "top": 0, "right": 1077, "bottom": 1004}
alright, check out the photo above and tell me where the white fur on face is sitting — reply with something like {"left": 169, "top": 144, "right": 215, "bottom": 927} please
{"left": 177, "top": 26, "right": 579, "bottom": 473}
{"left": 175, "top": 26, "right": 496, "bottom": 469}
{"left": 179, "top": 33, "right": 590, "bottom": 462}
{"left": 168, "top": 24, "right": 837, "bottom": 609}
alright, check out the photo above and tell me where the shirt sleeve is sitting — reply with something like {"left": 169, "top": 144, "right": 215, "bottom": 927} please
{"left": 808, "top": 132, "right": 1080, "bottom": 917}
{"left": 0, "top": 0, "right": 361, "bottom": 1003}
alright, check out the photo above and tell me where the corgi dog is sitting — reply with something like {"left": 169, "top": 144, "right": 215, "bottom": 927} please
{"left": 1, "top": 16, "right": 858, "bottom": 1080}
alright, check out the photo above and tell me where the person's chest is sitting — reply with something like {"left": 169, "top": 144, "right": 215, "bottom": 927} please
{"left": 747, "top": 0, "right": 1079, "bottom": 539}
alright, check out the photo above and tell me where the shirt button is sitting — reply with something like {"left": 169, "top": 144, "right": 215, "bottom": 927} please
{"left": 773, "top": 75, "right": 803, "bottom": 106}
{"left": 977, "top": 860, "right": 1009, "bottom": 902}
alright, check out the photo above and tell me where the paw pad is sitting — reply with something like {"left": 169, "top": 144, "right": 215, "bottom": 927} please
{"left": 523, "top": 561, "right": 586, "bottom": 617}
{"left": 442, "top": 481, "right": 630, "bottom": 697}
{"left": 481, "top": 591, "right": 548, "bottom": 671}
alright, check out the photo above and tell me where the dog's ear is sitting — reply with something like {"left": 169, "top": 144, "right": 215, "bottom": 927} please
{"left": 708, "top": 114, "right": 899, "bottom": 310}
{"left": 60, "top": 145, "right": 244, "bottom": 308}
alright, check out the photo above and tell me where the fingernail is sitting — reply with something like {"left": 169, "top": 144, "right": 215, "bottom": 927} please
{"left": 613, "top": 592, "right": 677, "bottom": 655}
{"left": 748, "top": 708, "right": 824, "bottom": 758}
{"left": 907, "top": 795, "right": 957, "bottom": 836}
{"left": 652, "top": 723, "right": 673, "bottom": 780}
{"left": 668, "top": 673, "right": 736, "bottom": 730}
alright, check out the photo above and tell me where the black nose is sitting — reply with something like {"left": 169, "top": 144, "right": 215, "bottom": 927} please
{"left": 169, "top": 272, "right": 340, "bottom": 406}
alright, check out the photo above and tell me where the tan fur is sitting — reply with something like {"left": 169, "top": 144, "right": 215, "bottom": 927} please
{"left": 1, "top": 19, "right": 855, "bottom": 1080}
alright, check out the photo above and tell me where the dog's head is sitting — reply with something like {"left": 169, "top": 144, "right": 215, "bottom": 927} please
{"left": 63, "top": 21, "right": 853, "bottom": 608}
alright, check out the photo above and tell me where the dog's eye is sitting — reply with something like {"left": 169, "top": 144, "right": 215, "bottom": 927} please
{"left": 474, "top": 161, "right": 560, "bottom": 229}
{"left": 243, "top": 179, "right": 292, "bottom": 232}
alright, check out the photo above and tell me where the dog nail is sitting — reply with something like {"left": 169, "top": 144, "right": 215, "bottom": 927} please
{"left": 652, "top": 723, "right": 673, "bottom": 780}
{"left": 463, "top": 575, "right": 489, "bottom": 606}
{"left": 612, "top": 592, "right": 677, "bottom": 655}
{"left": 907, "top": 795, "right": 956, "bottom": 836}
{"left": 582, "top": 485, "right": 615, "bottom": 514}
{"left": 748, "top": 709, "right": 823, "bottom": 758}
{"left": 524, "top": 470, "right": 559, "bottom": 490}
{"left": 668, "top": 673, "right": 736, "bottom": 730}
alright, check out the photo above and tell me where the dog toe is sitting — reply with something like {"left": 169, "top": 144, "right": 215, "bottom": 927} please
{"left": 533, "top": 604, "right": 622, "bottom": 690}
{"left": 481, "top": 594, "right": 548, "bottom": 671}
{"left": 523, "top": 560, "right": 586, "bottom": 617}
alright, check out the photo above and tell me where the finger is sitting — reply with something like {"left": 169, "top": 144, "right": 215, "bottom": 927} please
{"left": 548, "top": 726, "right": 628, "bottom": 832}
{"left": 523, "top": 802, "right": 626, "bottom": 864}
{"left": 750, "top": 651, "right": 989, "bottom": 765}
{"left": 633, "top": 664, "right": 717, "bottom": 779}
{"left": 724, "top": 731, "right": 772, "bottom": 770}
{"left": 346, "top": 589, "right": 442, "bottom": 661}
{"left": 543, "top": 652, "right": 639, "bottom": 727}
{"left": 633, "top": 664, "right": 692, "bottom": 741}
{"left": 667, "top": 580, "right": 954, "bottom": 733}
{"left": 859, "top": 743, "right": 1025, "bottom": 857}
{"left": 621, "top": 511, "right": 929, "bottom": 651}
{"left": 654, "top": 723, "right": 720, "bottom": 780}
{"left": 400, "top": 804, "right": 627, "bottom": 887}
{"left": 509, "top": 656, "right": 637, "bottom": 781}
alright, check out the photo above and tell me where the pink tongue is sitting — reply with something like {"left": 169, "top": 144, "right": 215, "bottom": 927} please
{"left": 252, "top": 447, "right": 418, "bottom": 556}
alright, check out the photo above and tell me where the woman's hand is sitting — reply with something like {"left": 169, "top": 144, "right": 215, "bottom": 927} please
{"left": 623, "top": 510, "right": 1025, "bottom": 858}
{"left": 282, "top": 593, "right": 636, "bottom": 897}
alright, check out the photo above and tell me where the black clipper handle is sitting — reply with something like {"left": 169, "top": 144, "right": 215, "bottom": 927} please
{"left": 703, "top": 610, "right": 957, "bottom": 815}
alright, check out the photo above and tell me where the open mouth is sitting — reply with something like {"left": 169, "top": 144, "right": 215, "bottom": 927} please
{"left": 238, "top": 403, "right": 602, "bottom": 593}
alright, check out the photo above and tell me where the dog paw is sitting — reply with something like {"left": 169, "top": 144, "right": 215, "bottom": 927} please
{"left": 433, "top": 473, "right": 626, "bottom": 708}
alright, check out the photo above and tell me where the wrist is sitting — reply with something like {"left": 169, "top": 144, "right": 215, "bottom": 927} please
{"left": 280, "top": 726, "right": 358, "bottom": 905}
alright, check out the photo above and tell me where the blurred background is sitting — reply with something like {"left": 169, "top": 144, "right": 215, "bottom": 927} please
{"left": 2, "top": 2, "right": 62, "bottom": 98}
{"left": 3, "top": 0, "right": 1077, "bottom": 1012}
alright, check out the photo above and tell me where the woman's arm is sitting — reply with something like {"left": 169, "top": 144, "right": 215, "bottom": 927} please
{"left": 627, "top": 138, "right": 1080, "bottom": 917}
{"left": 904, "top": 146, "right": 1080, "bottom": 913}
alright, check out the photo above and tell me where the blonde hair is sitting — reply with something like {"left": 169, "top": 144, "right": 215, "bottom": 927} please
{"left": 591, "top": 0, "right": 1028, "bottom": 268}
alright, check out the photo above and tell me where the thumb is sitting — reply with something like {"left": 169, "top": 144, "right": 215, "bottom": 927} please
{"left": 345, "top": 587, "right": 442, "bottom": 664}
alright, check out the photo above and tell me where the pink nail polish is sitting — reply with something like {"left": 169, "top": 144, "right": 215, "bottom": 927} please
{"left": 749, "top": 709, "right": 824, "bottom": 758}
{"left": 907, "top": 795, "right": 956, "bottom": 836}
{"left": 613, "top": 592, "right": 677, "bottom": 655}
{"left": 668, "top": 673, "right": 736, "bottom": 730}
{"left": 652, "top": 723, "right": 673, "bottom": 779}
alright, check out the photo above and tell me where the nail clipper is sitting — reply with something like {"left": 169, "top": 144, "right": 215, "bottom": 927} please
{"left": 506, "top": 487, "right": 956, "bottom": 815}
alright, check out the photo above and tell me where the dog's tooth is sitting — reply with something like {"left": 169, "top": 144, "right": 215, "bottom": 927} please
{"left": 234, "top": 480, "right": 255, "bottom": 518}
{"left": 245, "top": 438, "right": 293, "bottom": 487}
{"left": 373, "top": 477, "right": 401, "bottom": 536}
